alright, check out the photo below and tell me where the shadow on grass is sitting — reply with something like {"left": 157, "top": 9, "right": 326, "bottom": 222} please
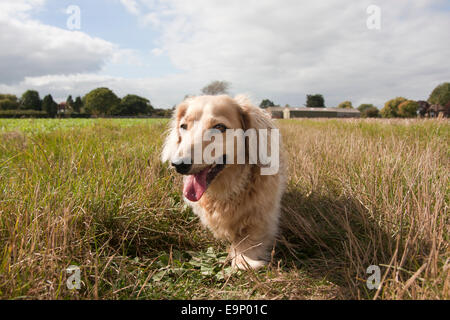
{"left": 276, "top": 186, "right": 395, "bottom": 299}
{"left": 90, "top": 184, "right": 396, "bottom": 299}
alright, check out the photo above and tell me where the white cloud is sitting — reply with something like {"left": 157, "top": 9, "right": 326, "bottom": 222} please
{"left": 0, "top": 0, "right": 45, "bottom": 19}
{"left": 0, "top": 73, "right": 201, "bottom": 106}
{"left": 147, "top": 0, "right": 450, "bottom": 107}
{"left": 120, "top": 0, "right": 140, "bottom": 16}
{"left": 111, "top": 49, "right": 145, "bottom": 66}
{"left": 2, "top": 0, "right": 450, "bottom": 108}
{"left": 119, "top": 0, "right": 161, "bottom": 27}
{"left": 151, "top": 48, "right": 164, "bottom": 56}
{"left": 0, "top": 0, "right": 121, "bottom": 84}
{"left": 140, "top": 12, "right": 160, "bottom": 27}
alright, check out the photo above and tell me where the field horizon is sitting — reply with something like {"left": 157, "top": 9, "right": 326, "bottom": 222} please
{"left": 0, "top": 118, "right": 448, "bottom": 300}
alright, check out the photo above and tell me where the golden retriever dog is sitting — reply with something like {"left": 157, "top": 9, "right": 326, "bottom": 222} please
{"left": 161, "top": 95, "right": 286, "bottom": 269}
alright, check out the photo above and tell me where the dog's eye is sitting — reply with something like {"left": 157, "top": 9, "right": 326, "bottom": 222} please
{"left": 180, "top": 124, "right": 187, "bottom": 130}
{"left": 212, "top": 124, "right": 227, "bottom": 132}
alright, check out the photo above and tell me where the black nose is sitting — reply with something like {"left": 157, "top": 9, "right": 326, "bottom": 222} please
{"left": 171, "top": 162, "right": 192, "bottom": 174}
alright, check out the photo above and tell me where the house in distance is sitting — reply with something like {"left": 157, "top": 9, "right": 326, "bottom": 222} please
{"left": 267, "top": 106, "right": 361, "bottom": 119}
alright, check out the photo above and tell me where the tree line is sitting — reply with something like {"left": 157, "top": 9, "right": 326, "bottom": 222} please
{"left": 0, "top": 80, "right": 234, "bottom": 118}
{"left": 258, "top": 82, "right": 450, "bottom": 118}
{"left": 0, "top": 88, "right": 171, "bottom": 118}
{"left": 1, "top": 81, "right": 448, "bottom": 118}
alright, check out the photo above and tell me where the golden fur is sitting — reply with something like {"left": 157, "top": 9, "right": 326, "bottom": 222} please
{"left": 161, "top": 95, "right": 286, "bottom": 269}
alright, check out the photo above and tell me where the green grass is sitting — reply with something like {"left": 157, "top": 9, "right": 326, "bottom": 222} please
{"left": 0, "top": 118, "right": 164, "bottom": 134}
{"left": 0, "top": 118, "right": 448, "bottom": 299}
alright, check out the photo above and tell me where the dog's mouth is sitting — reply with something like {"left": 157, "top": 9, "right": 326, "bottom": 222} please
{"left": 183, "top": 156, "right": 226, "bottom": 202}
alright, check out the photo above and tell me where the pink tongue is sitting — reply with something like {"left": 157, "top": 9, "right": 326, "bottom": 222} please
{"left": 183, "top": 168, "right": 209, "bottom": 202}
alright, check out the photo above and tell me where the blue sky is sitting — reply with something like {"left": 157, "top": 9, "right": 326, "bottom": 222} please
{"left": 34, "top": 0, "right": 179, "bottom": 78}
{"left": 0, "top": 0, "right": 449, "bottom": 108}
{"left": 34, "top": 0, "right": 161, "bottom": 51}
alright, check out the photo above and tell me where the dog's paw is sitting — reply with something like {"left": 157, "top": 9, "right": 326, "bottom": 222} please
{"left": 231, "top": 254, "right": 267, "bottom": 270}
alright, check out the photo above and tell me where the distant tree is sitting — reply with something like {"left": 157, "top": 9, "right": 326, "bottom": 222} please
{"left": 20, "top": 90, "right": 41, "bottom": 110}
{"left": 83, "top": 88, "right": 120, "bottom": 116}
{"left": 0, "top": 94, "right": 18, "bottom": 102}
{"left": 306, "top": 94, "right": 325, "bottom": 108}
{"left": 358, "top": 104, "right": 379, "bottom": 118}
{"left": 153, "top": 108, "right": 172, "bottom": 118}
{"left": 358, "top": 103, "right": 376, "bottom": 113}
{"left": 260, "top": 99, "right": 275, "bottom": 108}
{"left": 0, "top": 99, "right": 19, "bottom": 110}
{"left": 72, "top": 96, "right": 83, "bottom": 113}
{"left": 0, "top": 94, "right": 19, "bottom": 110}
{"left": 417, "top": 101, "right": 430, "bottom": 117}
{"left": 428, "top": 82, "right": 450, "bottom": 106}
{"left": 201, "top": 81, "right": 230, "bottom": 95}
{"left": 112, "top": 94, "right": 153, "bottom": 116}
{"left": 66, "top": 95, "right": 74, "bottom": 110}
{"left": 337, "top": 101, "right": 353, "bottom": 109}
{"left": 380, "top": 97, "right": 407, "bottom": 118}
{"left": 361, "top": 106, "right": 380, "bottom": 118}
{"left": 398, "top": 100, "right": 419, "bottom": 118}
{"left": 42, "top": 94, "right": 58, "bottom": 118}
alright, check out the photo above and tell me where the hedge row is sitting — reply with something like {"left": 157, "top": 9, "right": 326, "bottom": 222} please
{"left": 0, "top": 110, "right": 50, "bottom": 118}
{"left": 0, "top": 110, "right": 91, "bottom": 118}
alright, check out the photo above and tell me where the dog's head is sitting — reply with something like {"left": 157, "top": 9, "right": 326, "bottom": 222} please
{"left": 161, "top": 94, "right": 277, "bottom": 202}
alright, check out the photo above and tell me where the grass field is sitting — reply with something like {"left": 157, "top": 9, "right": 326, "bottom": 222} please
{"left": 0, "top": 118, "right": 448, "bottom": 300}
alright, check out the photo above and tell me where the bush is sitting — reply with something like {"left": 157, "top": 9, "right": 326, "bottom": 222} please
{"left": 0, "top": 110, "right": 49, "bottom": 118}
{"left": 0, "top": 94, "right": 18, "bottom": 102}
{"left": 152, "top": 109, "right": 172, "bottom": 118}
{"left": 337, "top": 101, "right": 353, "bottom": 109}
{"left": 361, "top": 106, "right": 380, "bottom": 118}
{"left": 67, "top": 113, "right": 91, "bottom": 118}
{"left": 357, "top": 103, "right": 374, "bottom": 112}
{"left": 398, "top": 100, "right": 419, "bottom": 118}
{"left": 84, "top": 88, "right": 120, "bottom": 116}
{"left": 0, "top": 99, "right": 20, "bottom": 110}
{"left": 380, "top": 97, "right": 407, "bottom": 118}
{"left": 112, "top": 94, "right": 153, "bottom": 116}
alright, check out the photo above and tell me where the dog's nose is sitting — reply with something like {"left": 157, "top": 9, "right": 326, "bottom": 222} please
{"left": 171, "top": 162, "right": 192, "bottom": 174}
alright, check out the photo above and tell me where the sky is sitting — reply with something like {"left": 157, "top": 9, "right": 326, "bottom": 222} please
{"left": 0, "top": 0, "right": 449, "bottom": 109}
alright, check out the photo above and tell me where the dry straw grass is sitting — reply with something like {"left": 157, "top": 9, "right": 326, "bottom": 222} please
{"left": 0, "top": 118, "right": 448, "bottom": 299}
{"left": 279, "top": 118, "right": 449, "bottom": 299}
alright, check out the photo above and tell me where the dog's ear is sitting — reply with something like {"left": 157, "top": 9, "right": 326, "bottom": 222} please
{"left": 235, "top": 95, "right": 274, "bottom": 131}
{"left": 235, "top": 95, "right": 276, "bottom": 168}
{"left": 161, "top": 101, "right": 188, "bottom": 163}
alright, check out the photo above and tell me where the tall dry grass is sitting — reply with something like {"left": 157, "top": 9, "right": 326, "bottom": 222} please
{"left": 0, "top": 118, "right": 448, "bottom": 299}
{"left": 278, "top": 118, "right": 449, "bottom": 299}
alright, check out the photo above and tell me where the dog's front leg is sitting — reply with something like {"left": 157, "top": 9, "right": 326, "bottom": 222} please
{"left": 229, "top": 237, "right": 269, "bottom": 270}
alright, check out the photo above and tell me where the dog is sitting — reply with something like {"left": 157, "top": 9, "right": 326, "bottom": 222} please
{"left": 161, "top": 95, "right": 286, "bottom": 269}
